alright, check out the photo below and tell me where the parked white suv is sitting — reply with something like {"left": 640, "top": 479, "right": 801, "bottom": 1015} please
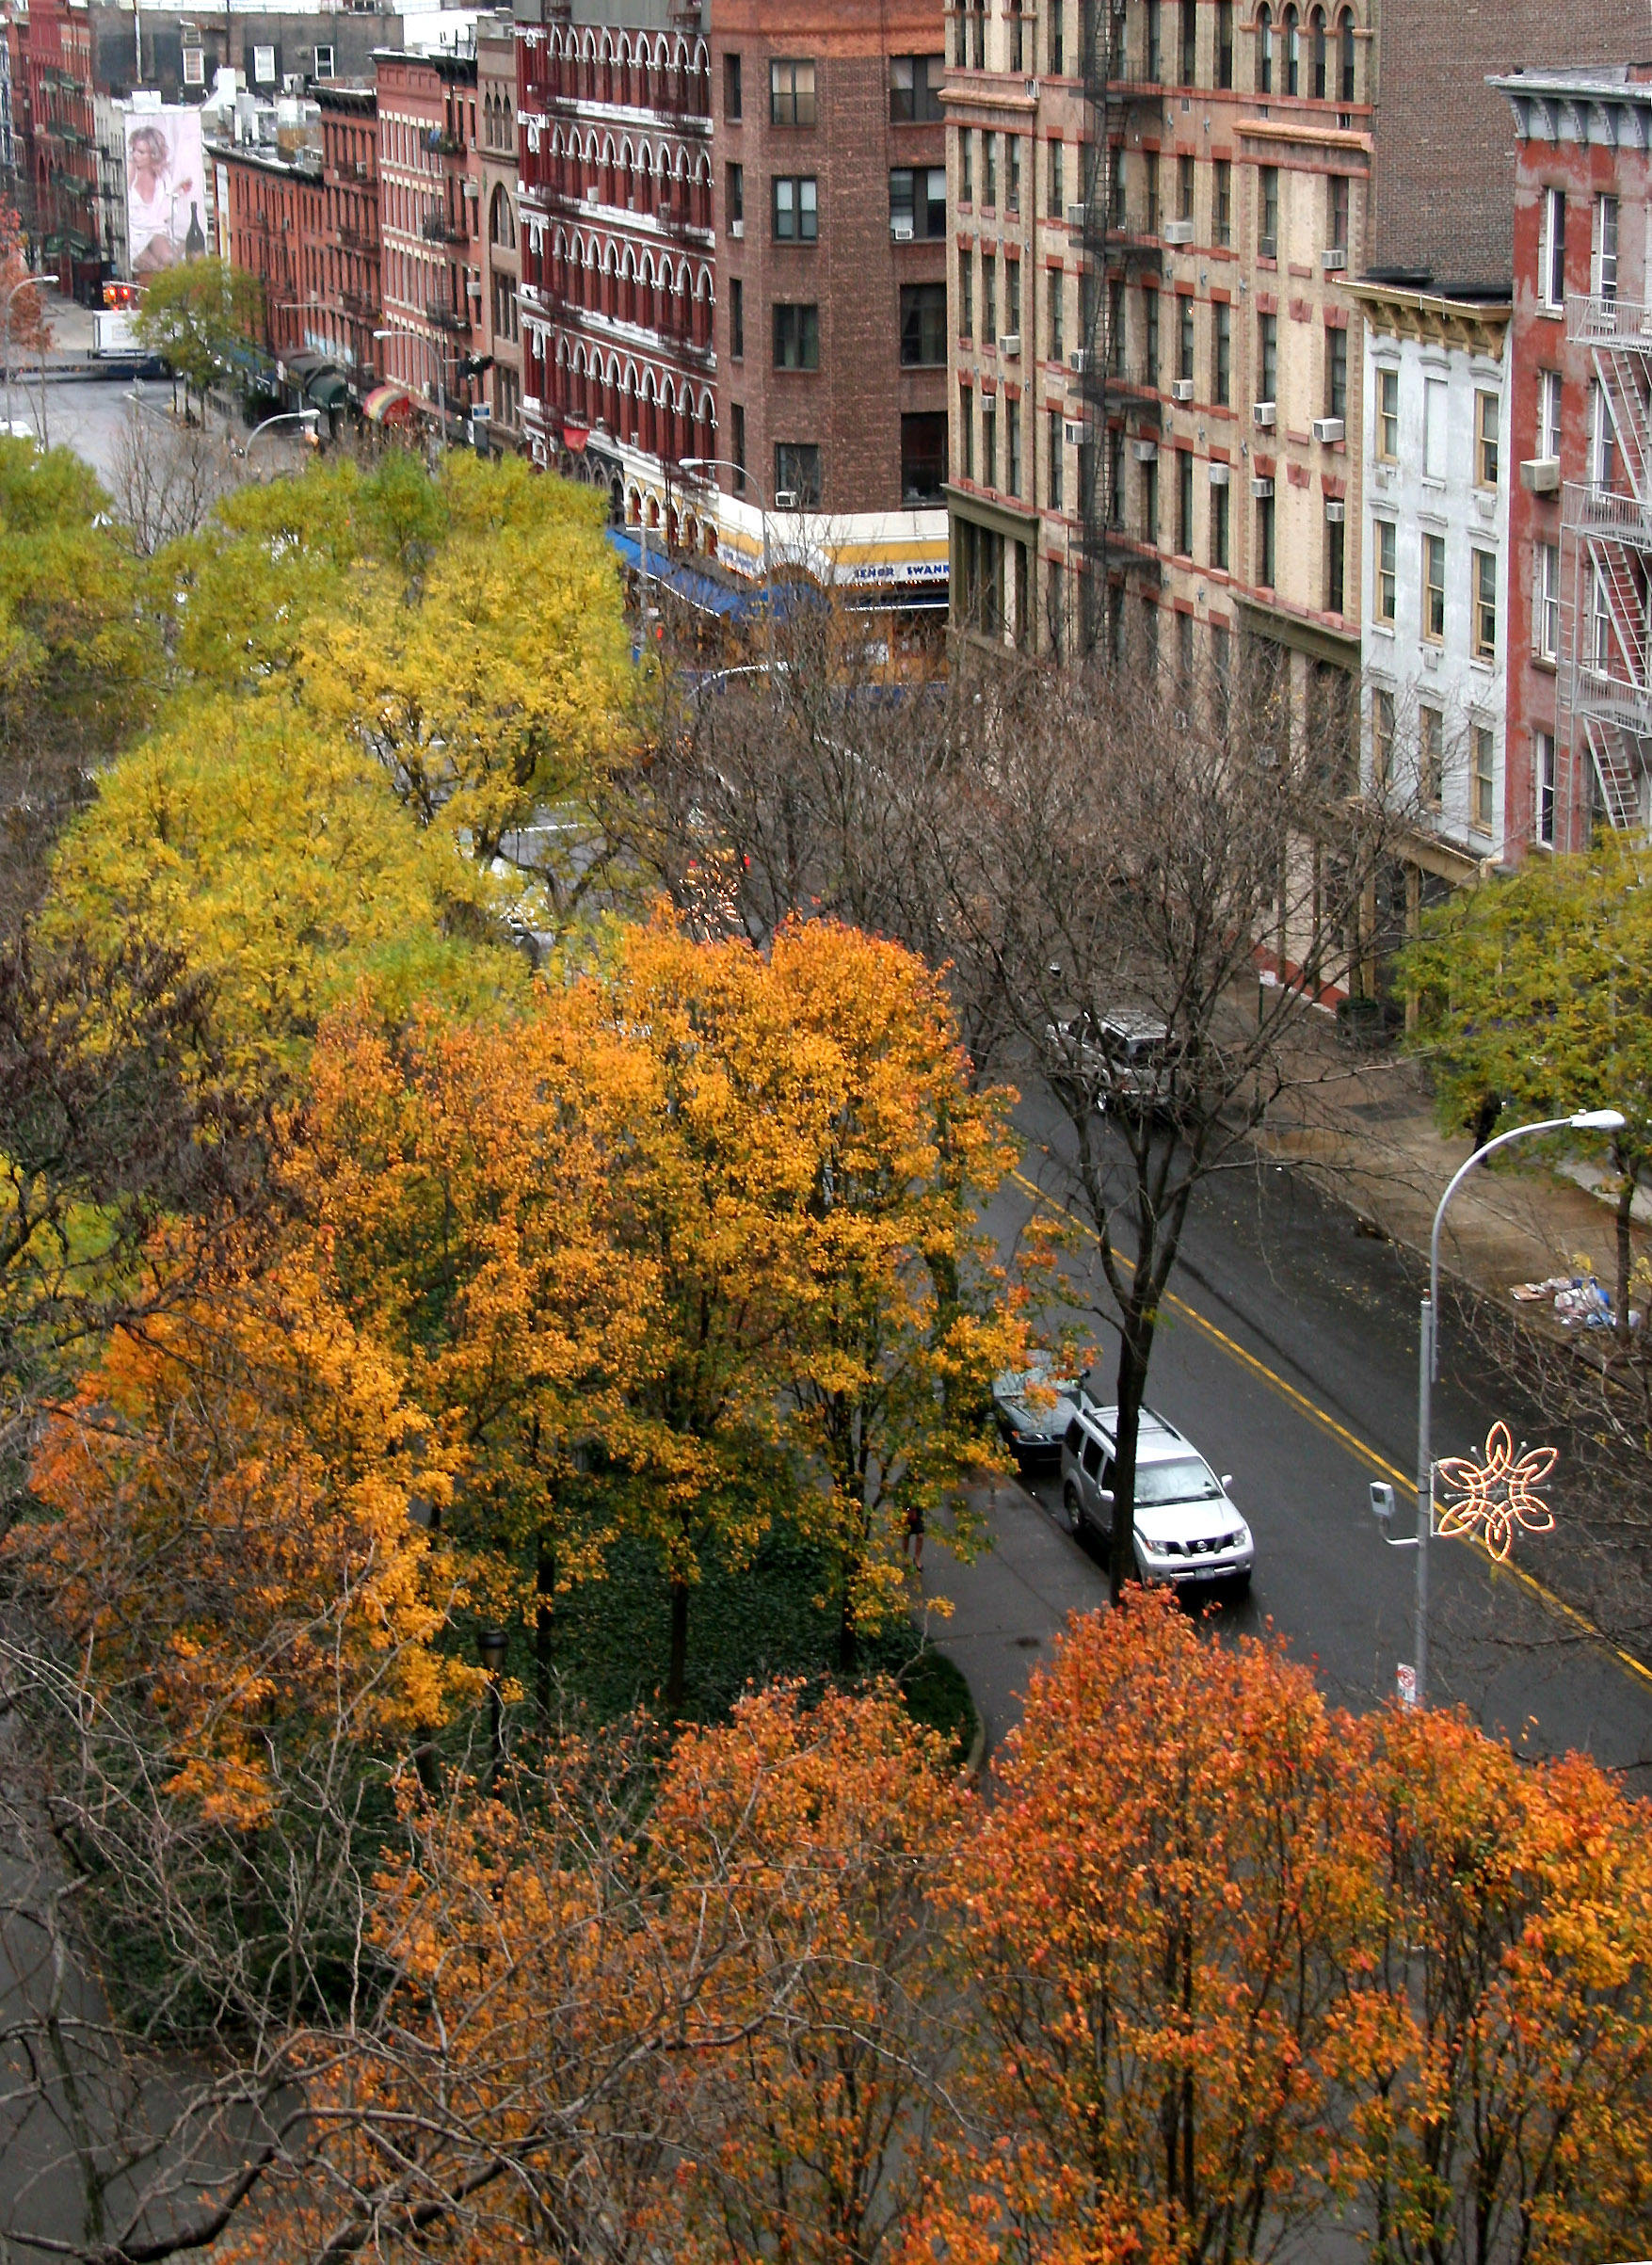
{"left": 1042, "top": 1008, "right": 1173, "bottom": 1115}
{"left": 1060, "top": 1403, "right": 1253, "bottom": 1592}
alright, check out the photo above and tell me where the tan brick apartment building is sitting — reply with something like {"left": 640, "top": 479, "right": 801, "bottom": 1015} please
{"left": 477, "top": 15, "right": 522, "bottom": 443}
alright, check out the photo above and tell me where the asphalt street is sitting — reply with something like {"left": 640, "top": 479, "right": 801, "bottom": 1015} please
{"left": 931, "top": 1084, "right": 1652, "bottom": 1784}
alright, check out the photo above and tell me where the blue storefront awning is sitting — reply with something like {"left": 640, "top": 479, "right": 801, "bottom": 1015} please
{"left": 607, "top": 525, "right": 758, "bottom": 619}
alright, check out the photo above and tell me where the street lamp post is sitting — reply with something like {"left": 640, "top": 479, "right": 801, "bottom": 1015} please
{"left": 679, "top": 455, "right": 775, "bottom": 655}
{"left": 375, "top": 325, "right": 447, "bottom": 461}
{"left": 1, "top": 273, "right": 46, "bottom": 437}
{"left": 244, "top": 408, "right": 320, "bottom": 475}
{"left": 1371, "top": 1106, "right": 1627, "bottom": 1706}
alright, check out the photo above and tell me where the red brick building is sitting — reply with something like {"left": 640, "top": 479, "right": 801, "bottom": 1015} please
{"left": 376, "top": 45, "right": 484, "bottom": 435}
{"left": 22, "top": 0, "right": 98, "bottom": 295}
{"left": 1497, "top": 65, "right": 1652, "bottom": 856}
{"left": 318, "top": 84, "right": 382, "bottom": 396}
{"left": 516, "top": 10, "right": 716, "bottom": 535}
{"left": 217, "top": 138, "right": 325, "bottom": 366}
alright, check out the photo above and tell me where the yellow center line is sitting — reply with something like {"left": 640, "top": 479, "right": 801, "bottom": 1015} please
{"left": 1010, "top": 1165, "right": 1652, "bottom": 1694}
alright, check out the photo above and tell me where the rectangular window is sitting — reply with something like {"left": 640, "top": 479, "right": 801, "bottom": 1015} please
{"left": 313, "top": 43, "right": 335, "bottom": 77}
{"left": 1535, "top": 731, "right": 1556, "bottom": 844}
{"left": 1144, "top": 149, "right": 1160, "bottom": 236}
{"left": 1259, "top": 165, "right": 1278, "bottom": 260}
{"left": 730, "top": 276, "right": 744, "bottom": 359}
{"left": 1211, "top": 616, "right": 1230, "bottom": 691}
{"left": 1176, "top": 445, "right": 1194, "bottom": 554}
{"left": 1008, "top": 136, "right": 1022, "bottom": 214}
{"left": 958, "top": 249, "right": 973, "bottom": 341}
{"left": 1212, "top": 299, "right": 1230, "bottom": 404}
{"left": 1144, "top": 286, "right": 1160, "bottom": 385}
{"left": 1328, "top": 173, "right": 1349, "bottom": 251}
{"left": 1371, "top": 688, "right": 1394, "bottom": 791}
{"left": 1213, "top": 158, "right": 1231, "bottom": 246}
{"left": 773, "top": 301, "right": 820, "bottom": 368}
{"left": 982, "top": 253, "right": 996, "bottom": 338}
{"left": 901, "top": 410, "right": 946, "bottom": 502}
{"left": 1049, "top": 139, "right": 1064, "bottom": 217}
{"left": 726, "top": 162, "right": 744, "bottom": 226}
{"left": 773, "top": 176, "right": 818, "bottom": 241}
{"left": 961, "top": 130, "right": 973, "bottom": 204}
{"left": 253, "top": 43, "right": 275, "bottom": 82}
{"left": 775, "top": 441, "right": 822, "bottom": 505}
{"left": 1142, "top": 454, "right": 1157, "bottom": 541}
{"left": 900, "top": 281, "right": 948, "bottom": 365}
{"left": 1210, "top": 476, "right": 1228, "bottom": 569}
{"left": 1472, "top": 725, "right": 1495, "bottom": 831}
{"left": 1422, "top": 532, "right": 1446, "bottom": 641}
{"left": 1419, "top": 706, "right": 1443, "bottom": 809}
{"left": 1049, "top": 409, "right": 1064, "bottom": 510}
{"left": 890, "top": 168, "right": 915, "bottom": 235}
{"left": 1217, "top": 0, "right": 1234, "bottom": 85}
{"left": 982, "top": 397, "right": 997, "bottom": 489}
{"left": 1259, "top": 311, "right": 1276, "bottom": 402}
{"left": 1326, "top": 512, "right": 1345, "bottom": 614}
{"left": 1147, "top": 0, "right": 1163, "bottom": 79}
{"left": 731, "top": 402, "right": 746, "bottom": 489}
{"left": 985, "top": 133, "right": 998, "bottom": 209}
{"left": 1180, "top": 0, "right": 1197, "bottom": 81}
{"left": 1538, "top": 369, "right": 1562, "bottom": 460}
{"left": 1257, "top": 490, "right": 1275, "bottom": 586}
{"left": 1050, "top": 269, "right": 1065, "bottom": 361}
{"left": 1374, "top": 518, "right": 1396, "bottom": 622}
{"left": 1592, "top": 378, "right": 1616, "bottom": 489}
{"left": 1475, "top": 390, "right": 1499, "bottom": 487}
{"left": 1537, "top": 540, "right": 1560, "bottom": 660}
{"left": 770, "top": 57, "right": 817, "bottom": 126}
{"left": 1050, "top": 1, "right": 1066, "bottom": 75}
{"left": 959, "top": 382, "right": 974, "bottom": 478}
{"left": 1594, "top": 191, "right": 1619, "bottom": 300}
{"left": 1179, "top": 294, "right": 1194, "bottom": 382}
{"left": 182, "top": 43, "right": 205, "bottom": 84}
{"left": 1539, "top": 185, "right": 1565, "bottom": 311}
{"left": 1179, "top": 608, "right": 1195, "bottom": 684}
{"left": 1325, "top": 326, "right": 1346, "bottom": 418}
{"left": 1178, "top": 152, "right": 1195, "bottom": 223}
{"left": 1423, "top": 378, "right": 1447, "bottom": 479}
{"left": 724, "top": 51, "right": 743, "bottom": 119}
{"left": 1377, "top": 366, "right": 1398, "bottom": 459}
{"left": 1005, "top": 256, "right": 1020, "bottom": 335}
{"left": 1007, "top": 396, "right": 1021, "bottom": 496}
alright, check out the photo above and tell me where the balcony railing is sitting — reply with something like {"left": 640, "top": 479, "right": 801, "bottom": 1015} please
{"left": 425, "top": 297, "right": 468, "bottom": 332}
{"left": 1568, "top": 291, "right": 1652, "bottom": 349}
{"left": 421, "top": 211, "right": 466, "bottom": 245}
{"left": 1564, "top": 480, "right": 1652, "bottom": 548}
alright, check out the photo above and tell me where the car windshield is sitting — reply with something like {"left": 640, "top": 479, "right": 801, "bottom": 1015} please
{"left": 1134, "top": 1457, "right": 1223, "bottom": 1506}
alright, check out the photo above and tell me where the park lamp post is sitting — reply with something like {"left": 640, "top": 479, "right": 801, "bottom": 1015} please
{"left": 679, "top": 454, "right": 777, "bottom": 665}
{"left": 244, "top": 408, "right": 320, "bottom": 474}
{"left": 1, "top": 272, "right": 46, "bottom": 433}
{"left": 476, "top": 1625, "right": 508, "bottom": 1783}
{"left": 1369, "top": 1106, "right": 1627, "bottom": 1708}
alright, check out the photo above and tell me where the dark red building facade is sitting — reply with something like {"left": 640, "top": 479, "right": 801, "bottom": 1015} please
{"left": 1498, "top": 66, "right": 1652, "bottom": 857}
{"left": 375, "top": 45, "right": 484, "bottom": 434}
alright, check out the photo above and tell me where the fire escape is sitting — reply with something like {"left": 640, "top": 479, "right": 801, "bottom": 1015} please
{"left": 1564, "top": 290, "right": 1652, "bottom": 838}
{"left": 1075, "top": 0, "right": 1164, "bottom": 654}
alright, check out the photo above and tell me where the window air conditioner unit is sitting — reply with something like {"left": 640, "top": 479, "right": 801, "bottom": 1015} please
{"left": 890, "top": 217, "right": 912, "bottom": 241}
{"left": 1172, "top": 378, "right": 1195, "bottom": 401}
{"left": 774, "top": 488, "right": 798, "bottom": 509}
{"left": 1251, "top": 474, "right": 1275, "bottom": 497}
{"left": 1132, "top": 438, "right": 1159, "bottom": 462}
{"left": 1311, "top": 415, "right": 1345, "bottom": 443}
{"left": 1162, "top": 217, "right": 1195, "bottom": 246}
{"left": 1324, "top": 498, "right": 1346, "bottom": 522}
{"left": 1521, "top": 457, "right": 1560, "bottom": 493}
{"left": 1208, "top": 460, "right": 1230, "bottom": 486}
{"left": 999, "top": 332, "right": 1020, "bottom": 357}
{"left": 1070, "top": 347, "right": 1090, "bottom": 374}
{"left": 1321, "top": 247, "right": 1347, "bottom": 272}
{"left": 1065, "top": 419, "right": 1085, "bottom": 445}
{"left": 1067, "top": 201, "right": 1087, "bottom": 229}
{"left": 1252, "top": 400, "right": 1275, "bottom": 427}
{"left": 730, "top": 217, "right": 744, "bottom": 238}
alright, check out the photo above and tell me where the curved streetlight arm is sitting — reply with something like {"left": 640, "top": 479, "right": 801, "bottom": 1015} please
{"left": 1428, "top": 1115, "right": 1579, "bottom": 1363}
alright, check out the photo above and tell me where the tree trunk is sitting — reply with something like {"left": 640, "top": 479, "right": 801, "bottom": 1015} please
{"left": 666, "top": 1575, "right": 689, "bottom": 1711}
{"left": 1616, "top": 1163, "right": 1638, "bottom": 1345}
{"left": 1109, "top": 1317, "right": 1150, "bottom": 1604}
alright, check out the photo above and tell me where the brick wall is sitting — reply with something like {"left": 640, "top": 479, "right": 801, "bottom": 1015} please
{"left": 1368, "top": 0, "right": 1644, "bottom": 293}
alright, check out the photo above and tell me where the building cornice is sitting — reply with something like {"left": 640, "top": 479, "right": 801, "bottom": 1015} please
{"left": 1492, "top": 72, "right": 1652, "bottom": 153}
{"left": 1343, "top": 281, "right": 1510, "bottom": 354}
{"left": 1236, "top": 114, "right": 1371, "bottom": 155}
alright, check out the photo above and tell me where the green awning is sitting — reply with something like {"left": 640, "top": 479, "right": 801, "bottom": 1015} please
{"left": 306, "top": 369, "right": 350, "bottom": 410}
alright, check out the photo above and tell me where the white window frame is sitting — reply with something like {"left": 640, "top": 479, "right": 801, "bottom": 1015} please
{"left": 1536, "top": 540, "right": 1559, "bottom": 662}
{"left": 1538, "top": 186, "right": 1565, "bottom": 313}
{"left": 1538, "top": 368, "right": 1562, "bottom": 462}
{"left": 313, "top": 43, "right": 335, "bottom": 78}
{"left": 182, "top": 44, "right": 204, "bottom": 85}
{"left": 1534, "top": 730, "right": 1556, "bottom": 845}
{"left": 253, "top": 43, "right": 276, "bottom": 83}
{"left": 1593, "top": 191, "right": 1619, "bottom": 301}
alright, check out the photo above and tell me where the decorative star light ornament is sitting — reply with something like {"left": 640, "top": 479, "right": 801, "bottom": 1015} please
{"left": 1434, "top": 1422, "right": 1558, "bottom": 1563}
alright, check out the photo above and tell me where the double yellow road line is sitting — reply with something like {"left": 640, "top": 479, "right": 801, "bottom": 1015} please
{"left": 1009, "top": 1166, "right": 1652, "bottom": 1695}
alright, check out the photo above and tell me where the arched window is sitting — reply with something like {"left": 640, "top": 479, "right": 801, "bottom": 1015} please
{"left": 1256, "top": 4, "right": 1273, "bottom": 94}
{"left": 1283, "top": 3, "right": 1299, "bottom": 94}
{"left": 1338, "top": 7, "right": 1355, "bottom": 101}
{"left": 1310, "top": 6, "right": 1326, "bottom": 98}
{"left": 489, "top": 183, "right": 515, "bottom": 249}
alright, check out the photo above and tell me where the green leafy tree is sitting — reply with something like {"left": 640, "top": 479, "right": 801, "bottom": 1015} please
{"left": 1403, "top": 838, "right": 1651, "bottom": 1337}
{"left": 134, "top": 259, "right": 264, "bottom": 404}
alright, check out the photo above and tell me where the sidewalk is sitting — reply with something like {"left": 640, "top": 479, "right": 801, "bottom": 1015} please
{"left": 1254, "top": 1013, "right": 1647, "bottom": 1322}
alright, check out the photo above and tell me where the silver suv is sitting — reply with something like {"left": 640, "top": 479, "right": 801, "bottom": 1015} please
{"left": 1060, "top": 1403, "right": 1253, "bottom": 1592}
{"left": 1043, "top": 1008, "right": 1173, "bottom": 1115}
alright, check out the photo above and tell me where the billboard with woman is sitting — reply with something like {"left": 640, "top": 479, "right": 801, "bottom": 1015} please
{"left": 126, "top": 108, "right": 206, "bottom": 278}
